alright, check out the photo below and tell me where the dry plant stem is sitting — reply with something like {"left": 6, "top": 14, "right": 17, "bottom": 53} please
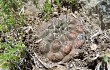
{"left": 32, "top": 53, "right": 40, "bottom": 69}
{"left": 34, "top": 52, "right": 51, "bottom": 69}
{"left": 90, "top": 30, "right": 102, "bottom": 42}
{"left": 19, "top": 6, "right": 24, "bottom": 15}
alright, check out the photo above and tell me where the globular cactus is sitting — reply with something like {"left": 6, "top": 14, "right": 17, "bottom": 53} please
{"left": 38, "top": 14, "right": 85, "bottom": 62}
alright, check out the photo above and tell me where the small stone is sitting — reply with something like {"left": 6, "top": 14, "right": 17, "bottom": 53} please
{"left": 69, "top": 63, "right": 73, "bottom": 68}
{"left": 53, "top": 12, "right": 59, "bottom": 17}
{"left": 23, "top": 26, "right": 33, "bottom": 34}
{"left": 90, "top": 43, "right": 98, "bottom": 51}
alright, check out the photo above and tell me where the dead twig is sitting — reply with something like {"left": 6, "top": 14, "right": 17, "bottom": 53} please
{"left": 33, "top": 52, "right": 51, "bottom": 69}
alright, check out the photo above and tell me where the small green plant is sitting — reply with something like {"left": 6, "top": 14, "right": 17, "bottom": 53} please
{"left": 0, "top": 0, "right": 22, "bottom": 14}
{"left": 33, "top": 0, "right": 38, "bottom": 8}
{"left": 0, "top": 41, "right": 25, "bottom": 69}
{"left": 69, "top": 0, "right": 77, "bottom": 5}
{"left": 43, "top": 0, "right": 53, "bottom": 21}
{"left": 0, "top": 0, "right": 24, "bottom": 31}
{"left": 95, "top": 54, "right": 110, "bottom": 70}
{"left": 0, "top": 0, "right": 26, "bottom": 69}
{"left": 54, "top": 0, "right": 61, "bottom": 6}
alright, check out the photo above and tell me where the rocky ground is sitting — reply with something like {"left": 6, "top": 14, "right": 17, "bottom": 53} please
{"left": 18, "top": 0, "right": 110, "bottom": 70}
